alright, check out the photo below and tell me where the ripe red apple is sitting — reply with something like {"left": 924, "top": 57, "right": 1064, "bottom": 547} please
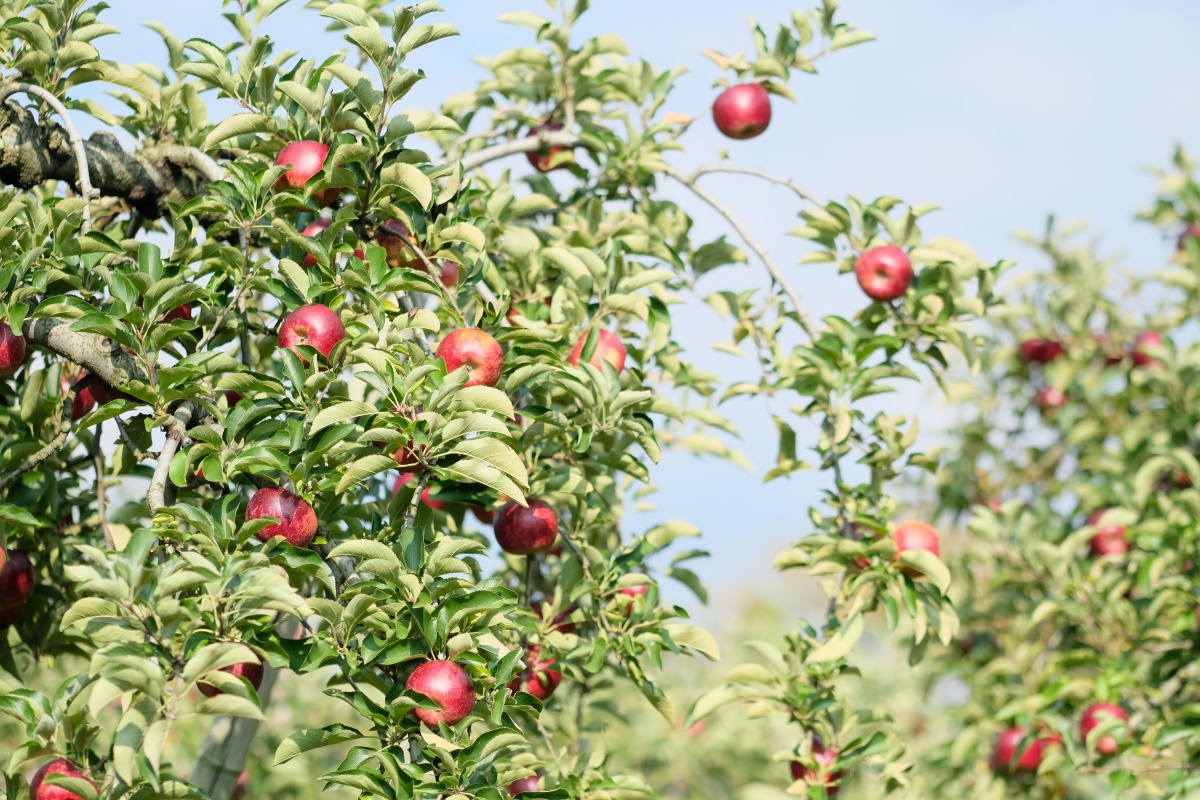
{"left": 1034, "top": 387, "right": 1066, "bottom": 413}
{"left": 436, "top": 260, "right": 460, "bottom": 288}
{"left": 494, "top": 499, "right": 559, "bottom": 555}
{"left": 1130, "top": 331, "right": 1164, "bottom": 368}
{"left": 1080, "top": 703, "right": 1128, "bottom": 755}
{"left": 990, "top": 728, "right": 1059, "bottom": 774}
{"left": 854, "top": 246, "right": 913, "bottom": 302}
{"left": 0, "top": 603, "right": 21, "bottom": 629}
{"left": 279, "top": 304, "right": 345, "bottom": 364}
{"left": 29, "top": 759, "right": 96, "bottom": 800}
{"left": 789, "top": 737, "right": 842, "bottom": 796}
{"left": 225, "top": 390, "right": 244, "bottom": 407}
{"left": 507, "top": 774, "right": 544, "bottom": 795}
{"left": 406, "top": 660, "right": 476, "bottom": 726}
{"left": 62, "top": 372, "right": 108, "bottom": 421}
{"left": 471, "top": 505, "right": 497, "bottom": 525}
{"left": 1087, "top": 510, "right": 1129, "bottom": 557}
{"left": 0, "top": 321, "right": 27, "bottom": 377}
{"left": 1019, "top": 338, "right": 1065, "bottom": 365}
{"left": 507, "top": 644, "right": 562, "bottom": 701}
{"left": 1178, "top": 223, "right": 1200, "bottom": 250}
{"left": 274, "top": 140, "right": 337, "bottom": 205}
{"left": 892, "top": 521, "right": 939, "bottom": 576}
{"left": 198, "top": 658, "right": 265, "bottom": 698}
{"left": 246, "top": 487, "right": 318, "bottom": 548}
{"left": 436, "top": 328, "right": 503, "bottom": 388}
{"left": 391, "top": 441, "right": 429, "bottom": 472}
{"left": 300, "top": 217, "right": 331, "bottom": 268}
{"left": 526, "top": 122, "right": 572, "bottom": 171}
{"left": 712, "top": 83, "right": 772, "bottom": 140}
{"left": 376, "top": 221, "right": 422, "bottom": 269}
{"left": 568, "top": 329, "right": 627, "bottom": 373}
{"left": 0, "top": 549, "right": 34, "bottom": 609}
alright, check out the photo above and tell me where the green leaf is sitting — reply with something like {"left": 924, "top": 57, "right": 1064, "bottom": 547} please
{"left": 311, "top": 400, "right": 378, "bottom": 434}
{"left": 808, "top": 612, "right": 864, "bottom": 663}
{"left": 275, "top": 725, "right": 366, "bottom": 766}
{"left": 897, "top": 550, "right": 952, "bottom": 594}
{"left": 203, "top": 113, "right": 274, "bottom": 150}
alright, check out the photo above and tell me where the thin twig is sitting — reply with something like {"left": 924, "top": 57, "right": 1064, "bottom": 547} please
{"left": 0, "top": 82, "right": 96, "bottom": 233}
{"left": 690, "top": 164, "right": 823, "bottom": 206}
{"left": 0, "top": 388, "right": 74, "bottom": 493}
{"left": 114, "top": 417, "right": 155, "bottom": 462}
{"left": 663, "top": 165, "right": 819, "bottom": 340}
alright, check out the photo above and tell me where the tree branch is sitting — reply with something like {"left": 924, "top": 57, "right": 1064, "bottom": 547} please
{"left": 0, "top": 83, "right": 96, "bottom": 233}
{"left": 0, "top": 97, "right": 221, "bottom": 218}
{"left": 458, "top": 129, "right": 579, "bottom": 173}
{"left": 22, "top": 317, "right": 149, "bottom": 388}
{"left": 147, "top": 404, "right": 194, "bottom": 513}
{"left": 663, "top": 165, "right": 820, "bottom": 340}
{"left": 0, "top": 388, "right": 74, "bottom": 493}
{"left": 689, "top": 164, "right": 823, "bottom": 207}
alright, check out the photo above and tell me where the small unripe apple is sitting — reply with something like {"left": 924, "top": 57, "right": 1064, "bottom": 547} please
{"left": 789, "top": 737, "right": 842, "bottom": 796}
{"left": 507, "top": 644, "right": 562, "bottom": 701}
{"left": 990, "top": 727, "right": 1059, "bottom": 774}
{"left": 494, "top": 499, "right": 559, "bottom": 555}
{"left": 29, "top": 759, "right": 96, "bottom": 800}
{"left": 568, "top": 329, "right": 627, "bottom": 373}
{"left": 712, "top": 83, "right": 772, "bottom": 140}
{"left": 0, "top": 549, "right": 34, "bottom": 609}
{"left": 279, "top": 304, "right": 345, "bottom": 364}
{"left": 246, "top": 487, "right": 318, "bottom": 548}
{"left": 406, "top": 660, "right": 476, "bottom": 726}
{"left": 527, "top": 122, "right": 572, "bottom": 171}
{"left": 507, "top": 774, "right": 544, "bottom": 795}
{"left": 1130, "top": 331, "right": 1164, "bottom": 368}
{"left": 1034, "top": 387, "right": 1066, "bottom": 413}
{"left": 436, "top": 328, "right": 504, "bottom": 388}
{"left": 1019, "top": 338, "right": 1065, "bottom": 365}
{"left": 198, "top": 658, "right": 265, "bottom": 698}
{"left": 1080, "top": 703, "right": 1128, "bottom": 755}
{"left": 854, "top": 246, "right": 913, "bottom": 302}
{"left": 892, "top": 520, "right": 939, "bottom": 576}
{"left": 0, "top": 321, "right": 28, "bottom": 377}
{"left": 274, "top": 140, "right": 337, "bottom": 206}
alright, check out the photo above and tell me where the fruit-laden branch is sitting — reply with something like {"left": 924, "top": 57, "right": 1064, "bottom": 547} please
{"left": 0, "top": 96, "right": 221, "bottom": 218}
{"left": 457, "top": 128, "right": 580, "bottom": 173}
{"left": 663, "top": 165, "right": 820, "bottom": 339}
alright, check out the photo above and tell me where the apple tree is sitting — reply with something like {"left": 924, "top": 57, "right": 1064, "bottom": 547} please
{"left": 0, "top": 1, "right": 1028, "bottom": 799}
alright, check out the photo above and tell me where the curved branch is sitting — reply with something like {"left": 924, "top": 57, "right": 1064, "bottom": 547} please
{"left": 664, "top": 165, "right": 819, "bottom": 340}
{"left": 690, "top": 164, "right": 823, "bottom": 206}
{"left": 22, "top": 317, "right": 149, "bottom": 388}
{"left": 147, "top": 404, "right": 194, "bottom": 513}
{"left": 0, "top": 83, "right": 96, "bottom": 233}
{"left": 0, "top": 98, "right": 220, "bottom": 218}
{"left": 458, "top": 129, "right": 580, "bottom": 173}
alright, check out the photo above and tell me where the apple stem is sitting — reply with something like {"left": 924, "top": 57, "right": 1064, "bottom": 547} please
{"left": 663, "top": 165, "right": 819, "bottom": 340}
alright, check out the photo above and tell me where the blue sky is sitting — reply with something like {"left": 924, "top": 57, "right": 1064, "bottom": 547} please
{"left": 93, "top": 1, "right": 1200, "bottom": 627}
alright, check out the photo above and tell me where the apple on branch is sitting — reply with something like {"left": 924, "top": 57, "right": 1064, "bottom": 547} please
{"left": 712, "top": 83, "right": 772, "bottom": 140}
{"left": 406, "top": 660, "right": 476, "bottom": 726}
{"left": 29, "top": 759, "right": 97, "bottom": 800}
{"left": 274, "top": 140, "right": 338, "bottom": 206}
{"left": 436, "top": 328, "right": 504, "bottom": 388}
{"left": 494, "top": 498, "right": 559, "bottom": 555}
{"left": 246, "top": 487, "right": 318, "bottom": 548}
{"left": 568, "top": 329, "right": 627, "bottom": 373}
{"left": 279, "top": 303, "right": 345, "bottom": 366}
{"left": 0, "top": 321, "right": 28, "bottom": 377}
{"left": 854, "top": 245, "right": 913, "bottom": 302}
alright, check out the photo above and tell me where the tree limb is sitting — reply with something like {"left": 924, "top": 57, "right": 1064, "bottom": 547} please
{"left": 458, "top": 129, "right": 579, "bottom": 174}
{"left": 147, "top": 404, "right": 194, "bottom": 513}
{"left": 22, "top": 317, "right": 150, "bottom": 388}
{"left": 689, "top": 164, "right": 823, "bottom": 207}
{"left": 663, "top": 165, "right": 820, "bottom": 340}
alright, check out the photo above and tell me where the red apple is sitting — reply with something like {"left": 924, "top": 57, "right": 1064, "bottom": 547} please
{"left": 1093, "top": 334, "right": 1124, "bottom": 366}
{"left": 854, "top": 246, "right": 913, "bottom": 302}
{"left": 436, "top": 328, "right": 503, "bottom": 388}
{"left": 712, "top": 83, "right": 772, "bottom": 140}
{"left": 471, "top": 506, "right": 497, "bottom": 525}
{"left": 507, "top": 774, "right": 544, "bottom": 795}
{"left": 526, "top": 122, "right": 572, "bottom": 171}
{"left": 990, "top": 728, "right": 1059, "bottom": 774}
{"left": 279, "top": 304, "right": 345, "bottom": 364}
{"left": 198, "top": 658, "right": 265, "bottom": 698}
{"left": 274, "top": 140, "right": 337, "bottom": 206}
{"left": 246, "top": 487, "right": 318, "bottom": 548}
{"left": 437, "top": 260, "right": 460, "bottom": 288}
{"left": 507, "top": 645, "right": 562, "bottom": 701}
{"left": 1035, "top": 387, "right": 1066, "bottom": 413}
{"left": 376, "top": 221, "right": 422, "bottom": 269}
{"left": 1019, "top": 338, "right": 1065, "bottom": 365}
{"left": 64, "top": 373, "right": 107, "bottom": 421}
{"left": 300, "top": 217, "right": 331, "bottom": 268}
{"left": 0, "top": 321, "right": 27, "bottom": 377}
{"left": 789, "top": 737, "right": 842, "bottom": 796}
{"left": 0, "top": 550, "right": 34, "bottom": 609}
{"left": 1130, "top": 331, "right": 1164, "bottom": 368}
{"left": 537, "top": 600, "right": 577, "bottom": 634}
{"left": 406, "top": 660, "right": 476, "bottom": 726}
{"left": 391, "top": 441, "right": 429, "bottom": 472}
{"left": 0, "top": 603, "right": 21, "bottom": 628}
{"left": 29, "top": 759, "right": 96, "bottom": 800}
{"left": 494, "top": 499, "right": 559, "bottom": 555}
{"left": 892, "top": 521, "right": 940, "bottom": 576}
{"left": 1178, "top": 223, "right": 1200, "bottom": 250}
{"left": 568, "top": 329, "right": 627, "bottom": 373}
{"left": 1080, "top": 703, "right": 1128, "bottom": 755}
{"left": 225, "top": 391, "right": 244, "bottom": 407}
{"left": 617, "top": 583, "right": 649, "bottom": 615}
